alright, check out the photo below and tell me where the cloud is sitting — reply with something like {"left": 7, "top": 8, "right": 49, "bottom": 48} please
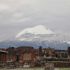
{"left": 0, "top": 0, "right": 70, "bottom": 24}
{"left": 0, "top": 4, "right": 9, "bottom": 11}
{"left": 16, "top": 25, "right": 54, "bottom": 38}
{"left": 0, "top": 0, "right": 70, "bottom": 41}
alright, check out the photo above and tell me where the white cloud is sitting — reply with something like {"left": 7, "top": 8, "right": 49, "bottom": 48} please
{"left": 16, "top": 25, "right": 54, "bottom": 38}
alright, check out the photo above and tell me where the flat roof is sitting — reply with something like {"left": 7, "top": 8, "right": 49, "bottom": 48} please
{"left": 0, "top": 50, "right": 7, "bottom": 53}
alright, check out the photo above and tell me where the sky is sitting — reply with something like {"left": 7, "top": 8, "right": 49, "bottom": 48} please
{"left": 0, "top": 0, "right": 70, "bottom": 41}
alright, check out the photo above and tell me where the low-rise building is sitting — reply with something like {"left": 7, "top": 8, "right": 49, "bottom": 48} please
{"left": 0, "top": 49, "right": 7, "bottom": 63}
{"left": 16, "top": 46, "right": 36, "bottom": 65}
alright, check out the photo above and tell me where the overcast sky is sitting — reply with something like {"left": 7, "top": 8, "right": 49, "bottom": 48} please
{"left": 0, "top": 0, "right": 70, "bottom": 41}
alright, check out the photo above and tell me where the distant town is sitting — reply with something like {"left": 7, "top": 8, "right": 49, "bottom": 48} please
{"left": 0, "top": 46, "right": 70, "bottom": 68}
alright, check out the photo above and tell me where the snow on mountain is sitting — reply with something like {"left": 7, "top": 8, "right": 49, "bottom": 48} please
{"left": 0, "top": 40, "right": 69, "bottom": 50}
{"left": 67, "top": 41, "right": 70, "bottom": 45}
{"left": 0, "top": 25, "right": 69, "bottom": 49}
{"left": 1, "top": 25, "right": 66, "bottom": 50}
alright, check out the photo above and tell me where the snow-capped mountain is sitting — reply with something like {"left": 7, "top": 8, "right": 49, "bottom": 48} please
{"left": 0, "top": 25, "right": 70, "bottom": 50}
{"left": 0, "top": 40, "right": 69, "bottom": 50}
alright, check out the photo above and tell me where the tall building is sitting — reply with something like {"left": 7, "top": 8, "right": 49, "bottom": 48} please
{"left": 68, "top": 47, "right": 70, "bottom": 58}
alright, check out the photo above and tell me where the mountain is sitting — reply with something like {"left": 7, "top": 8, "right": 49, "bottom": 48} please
{"left": 0, "top": 40, "right": 69, "bottom": 50}
{"left": 0, "top": 25, "right": 70, "bottom": 50}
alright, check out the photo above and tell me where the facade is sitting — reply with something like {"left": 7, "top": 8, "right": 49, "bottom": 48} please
{"left": 42, "top": 48, "right": 56, "bottom": 58}
{"left": 16, "top": 46, "right": 36, "bottom": 65}
{"left": 0, "top": 49, "right": 7, "bottom": 63}
{"left": 0, "top": 46, "right": 70, "bottom": 67}
{"left": 55, "top": 50, "right": 68, "bottom": 58}
{"left": 68, "top": 47, "right": 70, "bottom": 58}
{"left": 7, "top": 47, "right": 16, "bottom": 62}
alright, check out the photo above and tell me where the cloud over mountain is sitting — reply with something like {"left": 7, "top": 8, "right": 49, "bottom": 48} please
{"left": 16, "top": 25, "right": 55, "bottom": 41}
{"left": 16, "top": 25, "right": 54, "bottom": 38}
{"left": 15, "top": 25, "right": 70, "bottom": 42}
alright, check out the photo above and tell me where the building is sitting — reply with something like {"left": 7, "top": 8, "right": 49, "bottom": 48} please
{"left": 0, "top": 49, "right": 7, "bottom": 63}
{"left": 42, "top": 48, "right": 56, "bottom": 58}
{"left": 68, "top": 47, "right": 70, "bottom": 58}
{"left": 16, "top": 46, "right": 36, "bottom": 65}
{"left": 0, "top": 46, "right": 70, "bottom": 67}
{"left": 55, "top": 50, "right": 68, "bottom": 58}
{"left": 7, "top": 47, "right": 16, "bottom": 62}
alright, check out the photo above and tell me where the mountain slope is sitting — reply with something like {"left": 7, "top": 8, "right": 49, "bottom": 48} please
{"left": 0, "top": 25, "right": 70, "bottom": 50}
{"left": 0, "top": 40, "right": 69, "bottom": 50}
